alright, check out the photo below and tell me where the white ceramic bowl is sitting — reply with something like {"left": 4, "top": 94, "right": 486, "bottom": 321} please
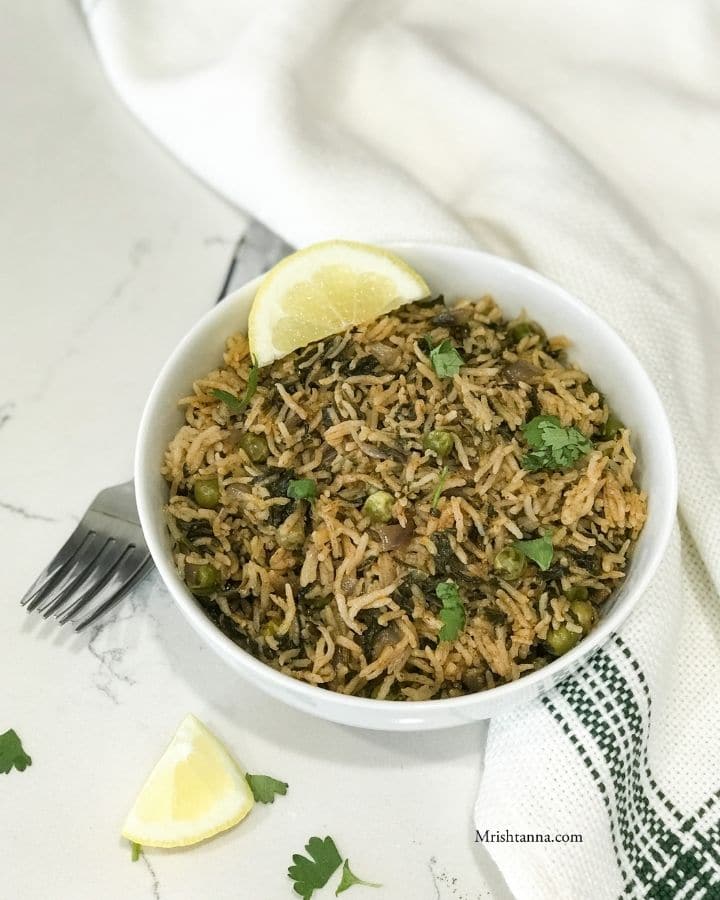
{"left": 135, "top": 243, "right": 677, "bottom": 731}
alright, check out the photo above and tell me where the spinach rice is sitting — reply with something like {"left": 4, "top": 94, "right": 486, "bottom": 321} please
{"left": 162, "top": 296, "right": 646, "bottom": 700}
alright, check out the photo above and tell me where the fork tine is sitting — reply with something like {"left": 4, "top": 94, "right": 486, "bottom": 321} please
{"left": 20, "top": 524, "right": 91, "bottom": 608}
{"left": 41, "top": 538, "right": 125, "bottom": 619}
{"left": 30, "top": 532, "right": 109, "bottom": 614}
{"left": 73, "top": 552, "right": 153, "bottom": 632}
{"left": 24, "top": 532, "right": 103, "bottom": 613}
{"left": 22, "top": 478, "right": 152, "bottom": 630}
{"left": 55, "top": 542, "right": 136, "bottom": 624}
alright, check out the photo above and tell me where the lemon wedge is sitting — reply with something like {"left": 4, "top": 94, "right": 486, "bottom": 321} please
{"left": 121, "top": 714, "right": 254, "bottom": 848}
{"left": 248, "top": 240, "right": 429, "bottom": 366}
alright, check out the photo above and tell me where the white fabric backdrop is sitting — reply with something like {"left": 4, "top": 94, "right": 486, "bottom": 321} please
{"left": 83, "top": 2, "right": 720, "bottom": 896}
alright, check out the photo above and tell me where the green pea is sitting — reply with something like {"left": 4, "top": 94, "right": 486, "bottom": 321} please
{"left": 564, "top": 585, "right": 589, "bottom": 603}
{"left": 545, "top": 624, "right": 581, "bottom": 657}
{"left": 238, "top": 432, "right": 269, "bottom": 462}
{"left": 569, "top": 599, "right": 596, "bottom": 633}
{"left": 508, "top": 320, "right": 546, "bottom": 343}
{"left": 603, "top": 411, "right": 624, "bottom": 439}
{"left": 193, "top": 477, "right": 220, "bottom": 509}
{"left": 185, "top": 563, "right": 219, "bottom": 595}
{"left": 423, "top": 430, "right": 454, "bottom": 458}
{"left": 493, "top": 546, "right": 527, "bottom": 582}
{"left": 362, "top": 490, "right": 395, "bottom": 524}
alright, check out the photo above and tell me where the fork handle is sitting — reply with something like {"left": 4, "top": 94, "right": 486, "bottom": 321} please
{"left": 216, "top": 220, "right": 295, "bottom": 303}
{"left": 92, "top": 481, "right": 139, "bottom": 524}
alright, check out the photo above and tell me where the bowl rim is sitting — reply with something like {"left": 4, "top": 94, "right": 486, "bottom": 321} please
{"left": 135, "top": 241, "right": 678, "bottom": 716}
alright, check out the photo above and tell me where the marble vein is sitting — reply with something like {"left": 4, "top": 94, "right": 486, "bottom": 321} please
{"left": 107, "top": 238, "right": 152, "bottom": 303}
{"left": 141, "top": 852, "right": 161, "bottom": 900}
{"left": 0, "top": 401, "right": 14, "bottom": 429}
{"left": 86, "top": 604, "right": 139, "bottom": 704}
{"left": 429, "top": 857, "right": 441, "bottom": 900}
{"left": 32, "top": 238, "right": 152, "bottom": 399}
{"left": 428, "top": 856, "right": 483, "bottom": 900}
{"left": 0, "top": 499, "right": 58, "bottom": 522}
{"left": 83, "top": 573, "right": 162, "bottom": 703}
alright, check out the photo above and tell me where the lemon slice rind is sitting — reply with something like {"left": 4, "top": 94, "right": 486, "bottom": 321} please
{"left": 121, "top": 714, "right": 254, "bottom": 848}
{"left": 248, "top": 240, "right": 429, "bottom": 366}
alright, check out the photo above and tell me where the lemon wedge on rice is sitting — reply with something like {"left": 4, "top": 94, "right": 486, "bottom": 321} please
{"left": 248, "top": 240, "right": 430, "bottom": 366}
{"left": 121, "top": 714, "right": 254, "bottom": 848}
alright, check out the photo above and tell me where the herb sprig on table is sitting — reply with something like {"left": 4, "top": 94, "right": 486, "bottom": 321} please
{"left": 246, "top": 773, "right": 288, "bottom": 804}
{"left": 0, "top": 728, "right": 31, "bottom": 774}
{"left": 336, "top": 859, "right": 382, "bottom": 895}
{"left": 288, "top": 835, "right": 380, "bottom": 899}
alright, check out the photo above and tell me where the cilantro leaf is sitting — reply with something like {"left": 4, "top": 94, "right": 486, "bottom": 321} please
{"left": 520, "top": 449, "right": 550, "bottom": 472}
{"left": 246, "top": 773, "right": 288, "bottom": 804}
{"left": 522, "top": 414, "right": 555, "bottom": 448}
{"left": 287, "top": 478, "right": 318, "bottom": 502}
{"left": 289, "top": 835, "right": 343, "bottom": 900}
{"left": 521, "top": 415, "right": 592, "bottom": 471}
{"left": 514, "top": 531, "right": 554, "bottom": 571}
{"left": 210, "top": 388, "right": 244, "bottom": 414}
{"left": 431, "top": 466, "right": 449, "bottom": 509}
{"left": 436, "top": 580, "right": 465, "bottom": 641}
{"left": 429, "top": 340, "right": 464, "bottom": 378}
{"left": 336, "top": 859, "right": 381, "bottom": 895}
{"left": 0, "top": 728, "right": 31, "bottom": 774}
{"left": 244, "top": 358, "right": 260, "bottom": 401}
{"left": 130, "top": 842, "right": 142, "bottom": 862}
{"left": 210, "top": 358, "right": 259, "bottom": 415}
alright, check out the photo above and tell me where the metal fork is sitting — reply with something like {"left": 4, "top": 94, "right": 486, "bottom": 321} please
{"left": 20, "top": 482, "right": 153, "bottom": 632}
{"left": 21, "top": 220, "right": 293, "bottom": 631}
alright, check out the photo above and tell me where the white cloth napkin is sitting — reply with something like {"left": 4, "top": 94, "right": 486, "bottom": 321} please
{"left": 84, "top": 2, "right": 720, "bottom": 896}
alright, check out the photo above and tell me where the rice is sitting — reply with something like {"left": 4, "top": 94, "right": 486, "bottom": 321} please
{"left": 162, "top": 296, "right": 647, "bottom": 700}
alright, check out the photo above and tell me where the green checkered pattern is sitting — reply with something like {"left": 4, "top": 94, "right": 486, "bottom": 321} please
{"left": 543, "top": 636, "right": 720, "bottom": 899}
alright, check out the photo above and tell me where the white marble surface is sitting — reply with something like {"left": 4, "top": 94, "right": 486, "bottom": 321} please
{"left": 1, "top": 5, "right": 512, "bottom": 899}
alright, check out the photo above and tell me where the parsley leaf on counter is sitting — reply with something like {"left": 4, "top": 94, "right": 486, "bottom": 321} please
{"left": 336, "top": 859, "right": 381, "bottom": 895}
{"left": 210, "top": 357, "right": 259, "bottom": 415}
{"left": 514, "top": 531, "right": 555, "bottom": 571}
{"left": 287, "top": 478, "right": 318, "bottom": 502}
{"left": 429, "top": 339, "right": 464, "bottom": 378}
{"left": 245, "top": 773, "right": 288, "bottom": 804}
{"left": 0, "top": 728, "right": 31, "bottom": 774}
{"left": 521, "top": 415, "right": 592, "bottom": 471}
{"left": 436, "top": 580, "right": 465, "bottom": 641}
{"left": 289, "top": 835, "right": 343, "bottom": 900}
